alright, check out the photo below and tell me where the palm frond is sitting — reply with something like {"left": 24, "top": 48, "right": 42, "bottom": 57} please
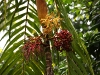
{"left": 0, "top": 0, "right": 44, "bottom": 75}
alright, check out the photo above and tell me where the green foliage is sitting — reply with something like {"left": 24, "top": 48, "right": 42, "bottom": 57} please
{"left": 0, "top": 0, "right": 44, "bottom": 75}
{"left": 0, "top": 0, "right": 97, "bottom": 75}
{"left": 68, "top": 0, "right": 100, "bottom": 75}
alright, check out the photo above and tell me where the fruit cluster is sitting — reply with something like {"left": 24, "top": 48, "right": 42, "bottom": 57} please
{"left": 22, "top": 30, "right": 72, "bottom": 59}
{"left": 53, "top": 30, "right": 72, "bottom": 52}
{"left": 22, "top": 36, "right": 43, "bottom": 60}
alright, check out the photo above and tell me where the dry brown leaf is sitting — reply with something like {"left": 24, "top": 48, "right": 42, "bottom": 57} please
{"left": 36, "top": 0, "right": 48, "bottom": 21}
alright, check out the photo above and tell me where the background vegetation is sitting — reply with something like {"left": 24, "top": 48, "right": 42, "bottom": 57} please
{"left": 0, "top": 0, "right": 100, "bottom": 75}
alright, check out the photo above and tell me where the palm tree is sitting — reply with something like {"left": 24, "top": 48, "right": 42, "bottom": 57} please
{"left": 0, "top": 0, "right": 95, "bottom": 75}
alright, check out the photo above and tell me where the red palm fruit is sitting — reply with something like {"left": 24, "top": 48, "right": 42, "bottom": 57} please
{"left": 36, "top": 0, "right": 47, "bottom": 22}
{"left": 22, "top": 36, "right": 43, "bottom": 60}
{"left": 53, "top": 30, "right": 72, "bottom": 52}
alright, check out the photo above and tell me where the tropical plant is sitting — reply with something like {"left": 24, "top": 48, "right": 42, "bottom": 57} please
{"left": 0, "top": 0, "right": 96, "bottom": 75}
{"left": 67, "top": 0, "right": 100, "bottom": 74}
{"left": 82, "top": 0, "right": 100, "bottom": 75}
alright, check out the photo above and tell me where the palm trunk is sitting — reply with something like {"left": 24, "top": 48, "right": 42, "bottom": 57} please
{"left": 45, "top": 35, "right": 54, "bottom": 75}
{"left": 36, "top": 0, "right": 53, "bottom": 74}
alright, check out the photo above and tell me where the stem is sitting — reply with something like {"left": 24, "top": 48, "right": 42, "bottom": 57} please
{"left": 22, "top": 0, "right": 29, "bottom": 75}
{"left": 45, "top": 35, "right": 54, "bottom": 75}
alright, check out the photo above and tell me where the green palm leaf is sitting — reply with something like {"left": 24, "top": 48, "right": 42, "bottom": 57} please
{"left": 0, "top": 0, "right": 44, "bottom": 75}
